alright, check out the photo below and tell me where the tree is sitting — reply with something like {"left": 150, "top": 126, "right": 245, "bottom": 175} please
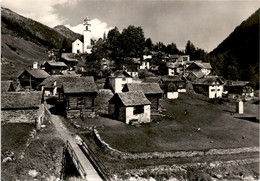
{"left": 106, "top": 27, "right": 122, "bottom": 60}
{"left": 166, "top": 43, "right": 179, "bottom": 54}
{"left": 121, "top": 25, "right": 145, "bottom": 58}
{"left": 145, "top": 38, "right": 153, "bottom": 51}
{"left": 185, "top": 40, "right": 196, "bottom": 59}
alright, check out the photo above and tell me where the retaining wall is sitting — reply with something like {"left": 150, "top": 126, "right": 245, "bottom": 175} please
{"left": 93, "top": 128, "right": 259, "bottom": 160}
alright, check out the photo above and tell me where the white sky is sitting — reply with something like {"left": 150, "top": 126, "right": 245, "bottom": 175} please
{"left": 2, "top": 0, "right": 259, "bottom": 51}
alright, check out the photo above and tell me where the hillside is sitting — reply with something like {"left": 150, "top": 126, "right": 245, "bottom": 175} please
{"left": 211, "top": 9, "right": 259, "bottom": 87}
{"left": 54, "top": 25, "right": 83, "bottom": 42}
{"left": 1, "top": 7, "right": 79, "bottom": 80}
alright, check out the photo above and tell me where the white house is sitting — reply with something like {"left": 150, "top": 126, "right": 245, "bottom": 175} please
{"left": 167, "top": 62, "right": 175, "bottom": 76}
{"left": 108, "top": 91, "right": 151, "bottom": 125}
{"left": 193, "top": 76, "right": 224, "bottom": 99}
{"left": 140, "top": 55, "right": 152, "bottom": 70}
{"left": 72, "top": 39, "right": 83, "bottom": 53}
{"left": 106, "top": 70, "right": 133, "bottom": 93}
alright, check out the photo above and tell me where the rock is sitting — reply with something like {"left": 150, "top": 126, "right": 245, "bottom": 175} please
{"left": 41, "top": 125, "right": 46, "bottom": 128}
{"left": 209, "top": 163, "right": 216, "bottom": 167}
{"left": 148, "top": 177, "right": 156, "bottom": 181}
{"left": 213, "top": 174, "right": 223, "bottom": 179}
{"left": 28, "top": 169, "right": 38, "bottom": 178}
{"left": 2, "top": 157, "right": 12, "bottom": 163}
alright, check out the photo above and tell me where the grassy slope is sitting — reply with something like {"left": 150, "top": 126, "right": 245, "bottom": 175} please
{"left": 1, "top": 120, "right": 64, "bottom": 180}
{"left": 97, "top": 94, "right": 259, "bottom": 152}
{"left": 1, "top": 34, "right": 48, "bottom": 80}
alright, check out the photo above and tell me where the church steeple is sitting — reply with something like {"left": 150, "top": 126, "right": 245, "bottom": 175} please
{"left": 83, "top": 16, "right": 92, "bottom": 53}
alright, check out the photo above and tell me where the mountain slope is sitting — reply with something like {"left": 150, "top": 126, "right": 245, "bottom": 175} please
{"left": 54, "top": 25, "right": 83, "bottom": 42}
{"left": 211, "top": 9, "right": 259, "bottom": 86}
{"left": 1, "top": 7, "right": 80, "bottom": 80}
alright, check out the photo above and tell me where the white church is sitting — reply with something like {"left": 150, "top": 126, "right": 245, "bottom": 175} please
{"left": 72, "top": 17, "right": 92, "bottom": 54}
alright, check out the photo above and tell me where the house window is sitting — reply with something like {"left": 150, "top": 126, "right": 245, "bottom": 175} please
{"left": 217, "top": 89, "right": 220, "bottom": 91}
{"left": 122, "top": 77, "right": 126, "bottom": 81}
{"left": 211, "top": 89, "right": 215, "bottom": 92}
{"left": 133, "top": 106, "right": 144, "bottom": 114}
{"left": 77, "top": 97, "right": 85, "bottom": 107}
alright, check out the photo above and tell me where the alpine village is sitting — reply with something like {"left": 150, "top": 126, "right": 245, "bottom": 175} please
{"left": 1, "top": 6, "right": 259, "bottom": 181}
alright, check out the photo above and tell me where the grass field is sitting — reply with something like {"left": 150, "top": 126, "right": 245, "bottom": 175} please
{"left": 91, "top": 93, "right": 259, "bottom": 152}
{"left": 1, "top": 120, "right": 64, "bottom": 180}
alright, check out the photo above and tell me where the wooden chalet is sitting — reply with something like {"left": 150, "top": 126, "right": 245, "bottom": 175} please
{"left": 1, "top": 81, "right": 15, "bottom": 92}
{"left": 122, "top": 83, "right": 163, "bottom": 110}
{"left": 193, "top": 76, "right": 224, "bottom": 99}
{"left": 62, "top": 76, "right": 97, "bottom": 118}
{"left": 108, "top": 91, "right": 151, "bottom": 124}
{"left": 43, "top": 61, "right": 67, "bottom": 75}
{"left": 225, "top": 81, "right": 254, "bottom": 97}
{"left": 1, "top": 91, "right": 44, "bottom": 126}
{"left": 18, "top": 69, "right": 50, "bottom": 90}
{"left": 186, "top": 62, "right": 212, "bottom": 76}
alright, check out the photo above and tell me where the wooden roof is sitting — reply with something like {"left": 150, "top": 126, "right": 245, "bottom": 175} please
{"left": 193, "top": 76, "right": 224, "bottom": 85}
{"left": 142, "top": 76, "right": 162, "bottom": 83}
{"left": 2, "top": 91, "right": 42, "bottom": 109}
{"left": 225, "top": 81, "right": 254, "bottom": 87}
{"left": 62, "top": 76, "right": 97, "bottom": 94}
{"left": 123, "top": 83, "right": 163, "bottom": 94}
{"left": 44, "top": 61, "right": 67, "bottom": 67}
{"left": 109, "top": 91, "right": 151, "bottom": 106}
{"left": 18, "top": 69, "right": 50, "bottom": 79}
{"left": 111, "top": 70, "right": 132, "bottom": 78}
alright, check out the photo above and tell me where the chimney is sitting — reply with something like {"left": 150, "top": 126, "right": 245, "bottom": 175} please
{"left": 32, "top": 61, "right": 38, "bottom": 69}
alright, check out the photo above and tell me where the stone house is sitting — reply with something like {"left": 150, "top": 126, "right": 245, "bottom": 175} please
{"left": 1, "top": 81, "right": 15, "bottom": 92}
{"left": 18, "top": 69, "right": 50, "bottom": 90}
{"left": 43, "top": 61, "right": 67, "bottom": 75}
{"left": 122, "top": 83, "right": 163, "bottom": 110}
{"left": 105, "top": 70, "right": 133, "bottom": 93}
{"left": 1, "top": 91, "right": 44, "bottom": 129}
{"left": 193, "top": 76, "right": 224, "bottom": 99}
{"left": 62, "top": 76, "right": 97, "bottom": 118}
{"left": 108, "top": 91, "right": 151, "bottom": 124}
{"left": 224, "top": 81, "right": 254, "bottom": 97}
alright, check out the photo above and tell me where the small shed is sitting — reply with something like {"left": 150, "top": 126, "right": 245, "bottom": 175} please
{"left": 122, "top": 83, "right": 163, "bottom": 110}
{"left": 62, "top": 76, "right": 97, "bottom": 118}
{"left": 18, "top": 69, "right": 50, "bottom": 90}
{"left": 108, "top": 91, "right": 151, "bottom": 124}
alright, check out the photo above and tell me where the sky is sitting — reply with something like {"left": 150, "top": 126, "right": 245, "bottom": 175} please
{"left": 2, "top": 0, "right": 259, "bottom": 51}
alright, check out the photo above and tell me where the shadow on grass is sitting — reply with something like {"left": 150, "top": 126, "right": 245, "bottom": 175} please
{"left": 235, "top": 116, "right": 259, "bottom": 123}
{"left": 223, "top": 109, "right": 236, "bottom": 114}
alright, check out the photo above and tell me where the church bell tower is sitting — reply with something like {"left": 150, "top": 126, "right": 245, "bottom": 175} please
{"left": 83, "top": 16, "right": 92, "bottom": 53}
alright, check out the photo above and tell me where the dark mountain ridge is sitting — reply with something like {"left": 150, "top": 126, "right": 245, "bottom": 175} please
{"left": 211, "top": 8, "right": 259, "bottom": 87}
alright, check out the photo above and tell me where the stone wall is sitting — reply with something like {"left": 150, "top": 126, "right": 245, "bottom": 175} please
{"left": 93, "top": 128, "right": 259, "bottom": 160}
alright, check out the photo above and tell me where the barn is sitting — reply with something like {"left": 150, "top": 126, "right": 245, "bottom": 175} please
{"left": 62, "top": 76, "right": 97, "bottom": 118}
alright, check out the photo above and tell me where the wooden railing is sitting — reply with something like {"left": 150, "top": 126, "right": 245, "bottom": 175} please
{"left": 80, "top": 141, "right": 111, "bottom": 181}
{"left": 66, "top": 140, "right": 87, "bottom": 180}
